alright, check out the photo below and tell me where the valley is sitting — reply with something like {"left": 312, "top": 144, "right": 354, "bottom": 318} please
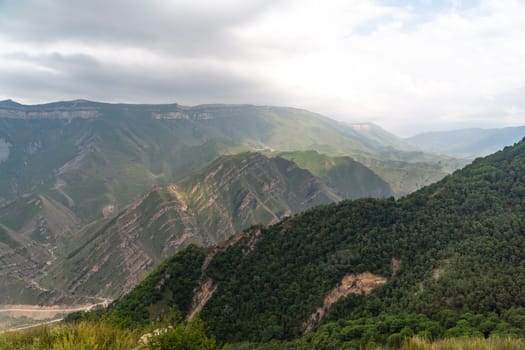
{"left": 0, "top": 100, "right": 465, "bottom": 310}
{"left": 3, "top": 1, "right": 525, "bottom": 347}
{"left": 0, "top": 100, "right": 523, "bottom": 345}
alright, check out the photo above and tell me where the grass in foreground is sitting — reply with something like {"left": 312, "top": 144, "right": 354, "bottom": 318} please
{"left": 0, "top": 321, "right": 138, "bottom": 350}
{"left": 400, "top": 336, "right": 525, "bottom": 350}
{"left": 0, "top": 316, "right": 217, "bottom": 350}
{"left": 1, "top": 322, "right": 524, "bottom": 350}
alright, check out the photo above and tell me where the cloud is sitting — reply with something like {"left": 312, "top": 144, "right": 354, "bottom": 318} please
{"left": 0, "top": 0, "right": 524, "bottom": 135}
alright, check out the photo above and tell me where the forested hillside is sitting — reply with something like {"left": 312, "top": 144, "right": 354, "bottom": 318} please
{"left": 99, "top": 138, "right": 525, "bottom": 348}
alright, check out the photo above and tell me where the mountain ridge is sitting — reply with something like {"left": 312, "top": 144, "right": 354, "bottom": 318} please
{"left": 100, "top": 138, "right": 525, "bottom": 344}
{"left": 41, "top": 152, "right": 347, "bottom": 300}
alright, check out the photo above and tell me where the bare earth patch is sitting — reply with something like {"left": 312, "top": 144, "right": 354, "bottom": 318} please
{"left": 304, "top": 272, "right": 387, "bottom": 333}
{"left": 187, "top": 278, "right": 217, "bottom": 321}
{"left": 0, "top": 300, "right": 110, "bottom": 331}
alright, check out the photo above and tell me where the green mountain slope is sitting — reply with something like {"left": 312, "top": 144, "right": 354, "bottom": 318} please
{"left": 278, "top": 150, "right": 392, "bottom": 199}
{"left": 43, "top": 153, "right": 341, "bottom": 300}
{"left": 105, "top": 138, "right": 525, "bottom": 344}
{"left": 407, "top": 126, "right": 525, "bottom": 159}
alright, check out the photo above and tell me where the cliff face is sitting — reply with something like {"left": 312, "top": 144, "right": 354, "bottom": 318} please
{"left": 45, "top": 153, "right": 340, "bottom": 299}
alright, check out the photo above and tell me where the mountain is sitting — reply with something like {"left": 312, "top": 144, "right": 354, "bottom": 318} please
{"left": 277, "top": 150, "right": 392, "bottom": 199}
{"left": 407, "top": 126, "right": 525, "bottom": 159}
{"left": 0, "top": 101, "right": 254, "bottom": 224}
{"left": 346, "top": 122, "right": 417, "bottom": 152}
{"left": 0, "top": 100, "right": 459, "bottom": 304}
{"left": 0, "top": 193, "right": 80, "bottom": 303}
{"left": 39, "top": 151, "right": 393, "bottom": 303}
{"left": 0, "top": 100, "right": 460, "bottom": 217}
{"left": 41, "top": 152, "right": 344, "bottom": 301}
{"left": 103, "top": 138, "right": 525, "bottom": 346}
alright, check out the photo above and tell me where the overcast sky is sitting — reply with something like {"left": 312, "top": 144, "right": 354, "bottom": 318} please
{"left": 1, "top": 0, "right": 524, "bottom": 135}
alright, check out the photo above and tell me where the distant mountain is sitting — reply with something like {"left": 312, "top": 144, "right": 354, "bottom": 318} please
{"left": 0, "top": 100, "right": 460, "bottom": 214}
{"left": 346, "top": 122, "right": 417, "bottom": 152}
{"left": 103, "top": 138, "right": 525, "bottom": 345}
{"left": 277, "top": 150, "right": 392, "bottom": 199}
{"left": 407, "top": 126, "right": 525, "bottom": 159}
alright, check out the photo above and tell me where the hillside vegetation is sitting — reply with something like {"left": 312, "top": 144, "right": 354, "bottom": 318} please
{"left": 93, "top": 138, "right": 525, "bottom": 347}
{"left": 2, "top": 320, "right": 524, "bottom": 350}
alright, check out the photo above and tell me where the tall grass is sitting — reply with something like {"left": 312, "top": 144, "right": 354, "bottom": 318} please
{"left": 400, "top": 336, "right": 525, "bottom": 350}
{"left": 0, "top": 321, "right": 139, "bottom": 350}
{"left": 2, "top": 324, "right": 525, "bottom": 350}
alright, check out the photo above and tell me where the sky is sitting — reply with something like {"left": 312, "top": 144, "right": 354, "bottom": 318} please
{"left": 0, "top": 0, "right": 524, "bottom": 136}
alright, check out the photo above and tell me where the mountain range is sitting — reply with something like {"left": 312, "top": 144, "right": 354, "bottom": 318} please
{"left": 3, "top": 99, "right": 525, "bottom": 348}
{"left": 0, "top": 100, "right": 461, "bottom": 304}
{"left": 407, "top": 126, "right": 525, "bottom": 159}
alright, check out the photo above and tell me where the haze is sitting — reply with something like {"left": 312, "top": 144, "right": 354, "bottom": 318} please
{"left": 1, "top": 0, "right": 524, "bottom": 135}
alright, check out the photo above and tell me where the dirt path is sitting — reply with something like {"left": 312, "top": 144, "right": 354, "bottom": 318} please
{"left": 0, "top": 299, "right": 110, "bottom": 315}
{"left": 0, "top": 299, "right": 111, "bottom": 332}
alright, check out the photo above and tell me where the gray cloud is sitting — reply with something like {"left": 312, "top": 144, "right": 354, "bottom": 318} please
{"left": 0, "top": 0, "right": 277, "bottom": 58}
{"left": 0, "top": 50, "right": 275, "bottom": 105}
{"left": 1, "top": 0, "right": 525, "bottom": 135}
{"left": 0, "top": 0, "right": 285, "bottom": 108}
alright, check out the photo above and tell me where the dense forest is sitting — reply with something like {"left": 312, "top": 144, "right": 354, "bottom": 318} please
{"left": 58, "top": 137, "right": 525, "bottom": 349}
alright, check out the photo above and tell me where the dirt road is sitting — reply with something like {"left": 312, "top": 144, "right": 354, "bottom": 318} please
{"left": 0, "top": 299, "right": 111, "bottom": 332}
